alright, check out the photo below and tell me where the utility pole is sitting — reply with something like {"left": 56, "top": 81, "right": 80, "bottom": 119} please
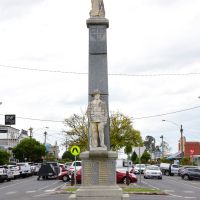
{"left": 29, "top": 127, "right": 33, "bottom": 138}
{"left": 44, "top": 131, "right": 47, "bottom": 145}
{"left": 160, "top": 135, "right": 164, "bottom": 158}
{"left": 180, "top": 124, "right": 184, "bottom": 157}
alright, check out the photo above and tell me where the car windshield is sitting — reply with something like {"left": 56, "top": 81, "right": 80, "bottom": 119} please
{"left": 136, "top": 164, "right": 145, "bottom": 168}
{"left": 147, "top": 166, "right": 159, "bottom": 170}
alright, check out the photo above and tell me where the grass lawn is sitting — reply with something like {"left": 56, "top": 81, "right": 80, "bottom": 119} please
{"left": 64, "top": 186, "right": 165, "bottom": 194}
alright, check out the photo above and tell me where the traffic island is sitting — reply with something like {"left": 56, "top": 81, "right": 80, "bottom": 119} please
{"left": 59, "top": 185, "right": 167, "bottom": 195}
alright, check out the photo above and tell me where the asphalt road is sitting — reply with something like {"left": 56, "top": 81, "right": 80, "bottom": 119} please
{"left": 0, "top": 175, "right": 200, "bottom": 200}
{"left": 141, "top": 175, "right": 200, "bottom": 199}
{"left": 0, "top": 176, "right": 65, "bottom": 200}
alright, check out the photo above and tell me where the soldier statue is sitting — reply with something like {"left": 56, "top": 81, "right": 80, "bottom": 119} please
{"left": 87, "top": 90, "right": 108, "bottom": 149}
{"left": 90, "top": 0, "right": 105, "bottom": 17}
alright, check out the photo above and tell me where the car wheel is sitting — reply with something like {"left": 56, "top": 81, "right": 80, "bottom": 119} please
{"left": 165, "top": 171, "right": 169, "bottom": 176}
{"left": 183, "top": 175, "right": 189, "bottom": 180}
{"left": 122, "top": 177, "right": 130, "bottom": 184}
{"left": 63, "top": 175, "right": 69, "bottom": 182}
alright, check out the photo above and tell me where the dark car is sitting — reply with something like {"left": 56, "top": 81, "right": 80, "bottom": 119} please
{"left": 37, "top": 163, "right": 57, "bottom": 180}
{"left": 181, "top": 168, "right": 200, "bottom": 180}
{"left": 46, "top": 162, "right": 60, "bottom": 175}
{"left": 178, "top": 166, "right": 198, "bottom": 176}
{"left": 74, "top": 168, "right": 137, "bottom": 184}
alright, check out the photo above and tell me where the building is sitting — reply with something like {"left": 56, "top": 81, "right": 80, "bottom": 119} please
{"left": 0, "top": 125, "right": 28, "bottom": 150}
{"left": 45, "top": 142, "right": 60, "bottom": 160}
{"left": 179, "top": 137, "right": 200, "bottom": 166}
{"left": 178, "top": 137, "right": 200, "bottom": 156}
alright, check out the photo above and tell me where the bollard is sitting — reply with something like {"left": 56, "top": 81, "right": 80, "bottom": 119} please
{"left": 71, "top": 173, "right": 75, "bottom": 186}
{"left": 126, "top": 171, "right": 130, "bottom": 185}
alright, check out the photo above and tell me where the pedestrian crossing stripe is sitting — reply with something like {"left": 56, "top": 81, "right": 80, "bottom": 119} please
{"left": 70, "top": 145, "right": 80, "bottom": 156}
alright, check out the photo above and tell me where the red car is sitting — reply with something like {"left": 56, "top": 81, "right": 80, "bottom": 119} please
{"left": 58, "top": 169, "right": 71, "bottom": 182}
{"left": 74, "top": 168, "right": 137, "bottom": 184}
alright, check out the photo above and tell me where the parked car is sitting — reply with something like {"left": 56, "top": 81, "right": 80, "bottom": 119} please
{"left": 116, "top": 170, "right": 137, "bottom": 184}
{"left": 3, "top": 165, "right": 14, "bottom": 181}
{"left": 7, "top": 165, "right": 20, "bottom": 179}
{"left": 0, "top": 166, "right": 8, "bottom": 183}
{"left": 160, "top": 163, "right": 180, "bottom": 176}
{"left": 134, "top": 164, "right": 146, "bottom": 174}
{"left": 181, "top": 168, "right": 200, "bottom": 180}
{"left": 37, "top": 163, "right": 57, "bottom": 180}
{"left": 74, "top": 168, "right": 137, "bottom": 184}
{"left": 33, "top": 163, "right": 41, "bottom": 175}
{"left": 58, "top": 169, "right": 71, "bottom": 182}
{"left": 144, "top": 165, "right": 162, "bottom": 179}
{"left": 68, "top": 161, "right": 82, "bottom": 174}
{"left": 16, "top": 162, "right": 32, "bottom": 178}
{"left": 178, "top": 165, "right": 198, "bottom": 176}
{"left": 46, "top": 162, "right": 60, "bottom": 175}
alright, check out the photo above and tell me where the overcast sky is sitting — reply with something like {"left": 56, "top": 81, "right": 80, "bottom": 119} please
{"left": 0, "top": 0, "right": 200, "bottom": 156}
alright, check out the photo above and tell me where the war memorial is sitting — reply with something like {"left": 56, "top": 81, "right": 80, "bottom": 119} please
{"left": 69, "top": 1, "right": 129, "bottom": 199}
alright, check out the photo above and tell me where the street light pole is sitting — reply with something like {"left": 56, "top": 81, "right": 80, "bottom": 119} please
{"left": 162, "top": 120, "right": 184, "bottom": 158}
{"left": 160, "top": 135, "right": 164, "bottom": 158}
{"left": 180, "top": 124, "right": 183, "bottom": 157}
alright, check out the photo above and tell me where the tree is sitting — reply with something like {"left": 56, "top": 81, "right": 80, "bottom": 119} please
{"left": 62, "top": 150, "right": 79, "bottom": 162}
{"left": 131, "top": 151, "right": 139, "bottom": 164}
{"left": 63, "top": 112, "right": 143, "bottom": 152}
{"left": 0, "top": 149, "right": 10, "bottom": 165}
{"left": 12, "top": 138, "right": 46, "bottom": 162}
{"left": 141, "top": 150, "right": 151, "bottom": 164}
{"left": 144, "top": 136, "right": 155, "bottom": 153}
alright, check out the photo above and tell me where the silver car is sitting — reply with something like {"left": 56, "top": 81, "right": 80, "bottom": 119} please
{"left": 144, "top": 165, "right": 162, "bottom": 179}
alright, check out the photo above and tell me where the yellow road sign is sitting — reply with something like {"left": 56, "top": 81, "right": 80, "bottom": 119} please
{"left": 70, "top": 145, "right": 80, "bottom": 156}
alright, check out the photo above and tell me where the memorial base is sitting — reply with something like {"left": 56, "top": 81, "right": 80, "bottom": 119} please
{"left": 69, "top": 150, "right": 129, "bottom": 200}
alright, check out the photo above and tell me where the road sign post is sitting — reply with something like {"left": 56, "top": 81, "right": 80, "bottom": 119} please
{"left": 70, "top": 146, "right": 80, "bottom": 186}
{"left": 134, "top": 146, "right": 146, "bottom": 185}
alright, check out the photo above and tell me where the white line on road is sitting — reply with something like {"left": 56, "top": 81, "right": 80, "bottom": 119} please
{"left": 167, "top": 177, "right": 200, "bottom": 190}
{"left": 141, "top": 180, "right": 160, "bottom": 190}
{"left": 38, "top": 181, "right": 57, "bottom": 191}
{"left": 26, "top": 190, "right": 36, "bottom": 193}
{"left": 184, "top": 191, "right": 194, "bottom": 193}
{"left": 5, "top": 191, "right": 17, "bottom": 195}
{"left": 0, "top": 177, "right": 35, "bottom": 190}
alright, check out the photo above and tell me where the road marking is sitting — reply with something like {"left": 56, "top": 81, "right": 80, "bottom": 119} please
{"left": 141, "top": 180, "right": 160, "bottom": 190}
{"left": 0, "top": 178, "right": 35, "bottom": 190}
{"left": 169, "top": 193, "right": 182, "bottom": 198}
{"left": 164, "top": 190, "right": 175, "bottom": 193}
{"left": 166, "top": 177, "right": 200, "bottom": 190}
{"left": 26, "top": 190, "right": 36, "bottom": 193}
{"left": 184, "top": 197, "right": 196, "bottom": 199}
{"left": 5, "top": 191, "right": 17, "bottom": 195}
{"left": 45, "top": 189, "right": 55, "bottom": 192}
{"left": 38, "top": 181, "right": 57, "bottom": 191}
{"left": 184, "top": 191, "right": 194, "bottom": 193}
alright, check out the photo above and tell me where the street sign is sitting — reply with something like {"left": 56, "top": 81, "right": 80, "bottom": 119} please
{"left": 134, "top": 146, "right": 146, "bottom": 158}
{"left": 190, "top": 149, "right": 194, "bottom": 155}
{"left": 70, "top": 145, "right": 80, "bottom": 156}
{"left": 5, "top": 114, "right": 16, "bottom": 125}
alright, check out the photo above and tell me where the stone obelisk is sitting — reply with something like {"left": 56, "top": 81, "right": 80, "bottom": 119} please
{"left": 69, "top": 1, "right": 129, "bottom": 199}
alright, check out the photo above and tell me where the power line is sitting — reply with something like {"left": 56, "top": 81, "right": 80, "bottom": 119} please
{"left": 132, "top": 105, "right": 200, "bottom": 120}
{"left": 1, "top": 64, "right": 200, "bottom": 77}
{"left": 1, "top": 105, "right": 200, "bottom": 123}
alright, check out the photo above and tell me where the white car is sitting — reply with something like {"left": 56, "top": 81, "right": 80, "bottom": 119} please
{"left": 134, "top": 164, "right": 146, "bottom": 174}
{"left": 16, "top": 163, "right": 32, "bottom": 178}
{"left": 7, "top": 165, "right": 20, "bottom": 179}
{"left": 144, "top": 165, "right": 162, "bottom": 179}
{"left": 68, "top": 161, "right": 82, "bottom": 174}
{"left": 0, "top": 166, "right": 7, "bottom": 182}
